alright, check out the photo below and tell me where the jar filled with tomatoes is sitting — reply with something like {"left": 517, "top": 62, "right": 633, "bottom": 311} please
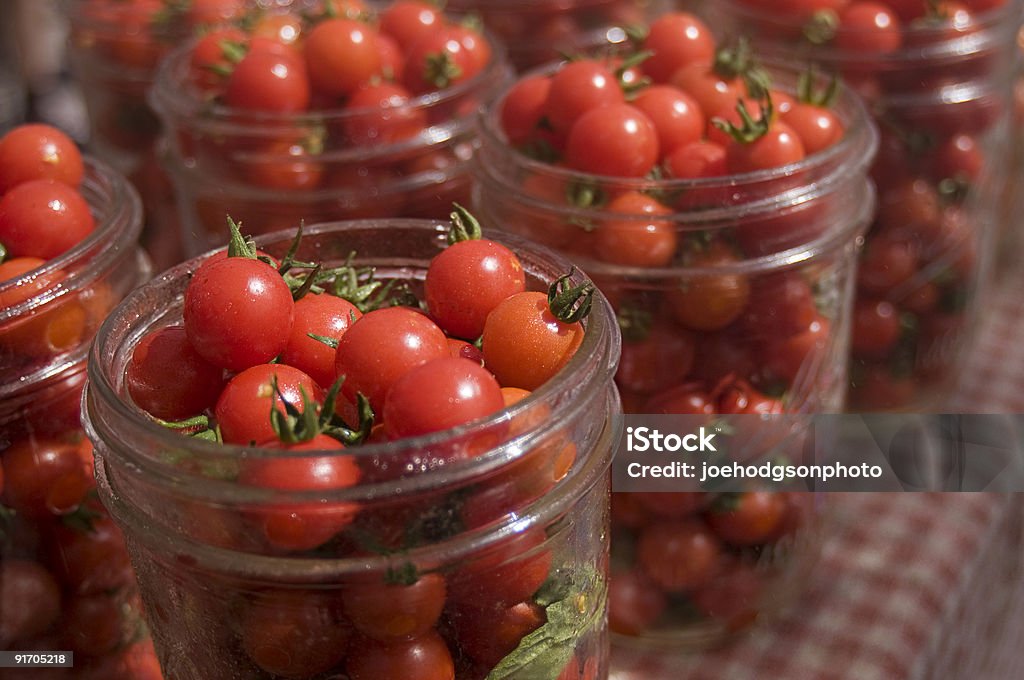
{"left": 471, "top": 12, "right": 876, "bottom": 646}
{"left": 150, "top": 1, "right": 514, "bottom": 257}
{"left": 64, "top": 0, "right": 248, "bottom": 270}
{"left": 706, "top": 0, "right": 1024, "bottom": 411}
{"left": 83, "top": 216, "right": 620, "bottom": 679}
{"left": 0, "top": 126, "right": 157, "bottom": 678}
{"left": 442, "top": 0, "right": 667, "bottom": 72}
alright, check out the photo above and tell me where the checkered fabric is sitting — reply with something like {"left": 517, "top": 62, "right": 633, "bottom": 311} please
{"left": 610, "top": 494, "right": 1023, "bottom": 680}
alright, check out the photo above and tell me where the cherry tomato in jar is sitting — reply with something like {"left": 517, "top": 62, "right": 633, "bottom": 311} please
{"left": 280, "top": 292, "right": 362, "bottom": 390}
{"left": 635, "top": 520, "right": 721, "bottom": 592}
{"left": 125, "top": 325, "right": 226, "bottom": 420}
{"left": 706, "top": 492, "right": 787, "bottom": 546}
{"left": 214, "top": 363, "right": 323, "bottom": 446}
{"left": 342, "top": 571, "right": 446, "bottom": 641}
{"left": 346, "top": 629, "right": 455, "bottom": 680}
{"left": 0, "top": 124, "right": 84, "bottom": 193}
{"left": 0, "top": 179, "right": 95, "bottom": 259}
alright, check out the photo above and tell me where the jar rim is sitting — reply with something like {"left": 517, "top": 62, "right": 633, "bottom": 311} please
{"left": 86, "top": 218, "right": 620, "bottom": 501}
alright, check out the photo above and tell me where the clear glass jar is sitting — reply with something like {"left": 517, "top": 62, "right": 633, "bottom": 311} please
{"left": 443, "top": 0, "right": 668, "bottom": 72}
{"left": 706, "top": 0, "right": 1024, "bottom": 411}
{"left": 63, "top": 0, "right": 245, "bottom": 271}
{"left": 473, "top": 61, "right": 874, "bottom": 646}
{"left": 0, "top": 159, "right": 154, "bottom": 676}
{"left": 83, "top": 220, "right": 620, "bottom": 680}
{"left": 150, "top": 10, "right": 514, "bottom": 258}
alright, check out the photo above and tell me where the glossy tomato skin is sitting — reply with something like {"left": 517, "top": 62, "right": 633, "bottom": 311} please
{"left": 0, "top": 560, "right": 62, "bottom": 647}
{"left": 0, "top": 124, "right": 84, "bottom": 193}
{"left": 636, "top": 520, "right": 721, "bottom": 592}
{"left": 214, "top": 363, "right": 323, "bottom": 446}
{"left": 594, "top": 192, "right": 677, "bottom": 267}
{"left": 344, "top": 81, "right": 426, "bottom": 147}
{"left": 280, "top": 293, "right": 362, "bottom": 389}
{"left": 0, "top": 258, "right": 88, "bottom": 360}
{"left": 565, "top": 104, "right": 659, "bottom": 178}
{"left": 239, "top": 434, "right": 360, "bottom": 551}
{"left": 1, "top": 438, "right": 92, "bottom": 518}
{"left": 382, "top": 357, "right": 505, "bottom": 440}
{"left": 0, "top": 179, "right": 96, "bottom": 259}
{"left": 47, "top": 515, "right": 133, "bottom": 596}
{"left": 183, "top": 256, "right": 294, "bottom": 372}
{"left": 641, "top": 12, "right": 716, "bottom": 83}
{"left": 543, "top": 60, "right": 625, "bottom": 135}
{"left": 447, "top": 528, "right": 552, "bottom": 609}
{"left": 451, "top": 600, "right": 545, "bottom": 667}
{"left": 334, "top": 306, "right": 449, "bottom": 413}
{"left": 403, "top": 27, "right": 481, "bottom": 95}
{"left": 500, "top": 75, "right": 552, "bottom": 147}
{"left": 381, "top": 1, "right": 443, "bottom": 47}
{"left": 425, "top": 238, "right": 525, "bottom": 340}
{"left": 481, "top": 291, "right": 586, "bottom": 390}
{"left": 305, "top": 18, "right": 382, "bottom": 99}
{"left": 706, "top": 492, "right": 787, "bottom": 546}
{"left": 224, "top": 42, "right": 311, "bottom": 113}
{"left": 631, "top": 85, "right": 705, "bottom": 156}
{"left": 125, "top": 325, "right": 226, "bottom": 420}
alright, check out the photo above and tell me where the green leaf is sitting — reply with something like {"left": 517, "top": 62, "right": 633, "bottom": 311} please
{"left": 485, "top": 572, "right": 606, "bottom": 680}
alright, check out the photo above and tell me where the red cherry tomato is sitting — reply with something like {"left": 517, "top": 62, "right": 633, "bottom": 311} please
{"left": 240, "top": 589, "right": 352, "bottom": 678}
{"left": 1, "top": 438, "right": 92, "bottom": 518}
{"left": 453, "top": 600, "right": 546, "bottom": 667}
{"left": 636, "top": 520, "right": 721, "bottom": 592}
{"left": 305, "top": 18, "right": 382, "bottom": 99}
{"left": 448, "top": 528, "right": 552, "bottom": 608}
{"left": 126, "top": 325, "right": 226, "bottom": 420}
{"left": 334, "top": 306, "right": 449, "bottom": 413}
{"left": 48, "top": 514, "right": 133, "bottom": 595}
{"left": 239, "top": 434, "right": 360, "bottom": 551}
{"left": 543, "top": 60, "right": 625, "bottom": 136}
{"left": 641, "top": 12, "right": 716, "bottom": 83}
{"left": 380, "top": 1, "right": 443, "bottom": 47}
{"left": 608, "top": 568, "right": 666, "bottom": 636}
{"left": 345, "top": 81, "right": 427, "bottom": 147}
{"left": 670, "top": 59, "right": 742, "bottom": 122}
{"left": 345, "top": 630, "right": 454, "bottom": 680}
{"left": 782, "top": 102, "right": 845, "bottom": 155}
{"left": 425, "top": 238, "right": 526, "bottom": 340}
{"left": 664, "top": 139, "right": 728, "bottom": 180}
{"left": 643, "top": 382, "right": 716, "bottom": 414}
{"left": 666, "top": 241, "right": 751, "bottom": 331}
{"left": 403, "top": 27, "right": 481, "bottom": 95}
{"left": 62, "top": 593, "right": 125, "bottom": 657}
{"left": 594, "top": 191, "right": 676, "bottom": 267}
{"left": 632, "top": 85, "right": 705, "bottom": 155}
{"left": 690, "top": 561, "right": 764, "bottom": 632}
{"left": 342, "top": 572, "right": 446, "bottom": 641}
{"left": 565, "top": 104, "right": 659, "bottom": 178}
{"left": 706, "top": 492, "right": 787, "bottom": 546}
{"left": 214, "top": 363, "right": 323, "bottom": 445}
{"left": 763, "top": 315, "right": 831, "bottom": 385}
{"left": 725, "top": 120, "right": 806, "bottom": 174}
{"left": 183, "top": 255, "right": 294, "bottom": 372}
{"left": 0, "top": 179, "right": 95, "bottom": 259}
{"left": 0, "top": 560, "right": 62, "bottom": 647}
{"left": 280, "top": 293, "right": 362, "bottom": 389}
{"left": 851, "top": 298, "right": 902, "bottom": 360}
{"left": 0, "top": 124, "right": 84, "bottom": 193}
{"left": 500, "top": 75, "right": 553, "bottom": 147}
{"left": 188, "top": 27, "right": 247, "bottom": 94}
{"left": 224, "top": 43, "right": 311, "bottom": 112}
{"left": 616, "top": 324, "right": 696, "bottom": 394}
{"left": 835, "top": 2, "right": 903, "bottom": 53}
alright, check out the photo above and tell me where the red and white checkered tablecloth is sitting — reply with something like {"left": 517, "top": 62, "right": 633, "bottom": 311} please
{"left": 612, "top": 268, "right": 1024, "bottom": 679}
{"left": 611, "top": 493, "right": 1024, "bottom": 680}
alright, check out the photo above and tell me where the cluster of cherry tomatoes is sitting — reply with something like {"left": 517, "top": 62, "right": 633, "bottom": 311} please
{"left": 0, "top": 125, "right": 160, "bottom": 679}
{"left": 610, "top": 490, "right": 812, "bottom": 638}
{"left": 119, "top": 210, "right": 601, "bottom": 679}
{"left": 717, "top": 0, "right": 1013, "bottom": 409}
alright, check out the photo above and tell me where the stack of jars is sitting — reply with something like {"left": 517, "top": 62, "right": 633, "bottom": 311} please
{"left": 706, "top": 0, "right": 1024, "bottom": 411}
{"left": 0, "top": 155, "right": 155, "bottom": 677}
{"left": 150, "top": 1, "right": 513, "bottom": 256}
{"left": 83, "top": 219, "right": 620, "bottom": 679}
{"left": 472, "top": 12, "right": 878, "bottom": 645}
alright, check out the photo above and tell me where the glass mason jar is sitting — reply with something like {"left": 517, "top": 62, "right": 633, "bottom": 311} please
{"left": 64, "top": 0, "right": 245, "bottom": 271}
{"left": 0, "top": 159, "right": 154, "bottom": 676}
{"left": 443, "top": 0, "right": 667, "bottom": 72}
{"left": 150, "top": 14, "right": 514, "bottom": 258}
{"left": 473, "top": 62, "right": 875, "bottom": 646}
{"left": 706, "top": 0, "right": 1023, "bottom": 411}
{"left": 83, "top": 220, "right": 620, "bottom": 680}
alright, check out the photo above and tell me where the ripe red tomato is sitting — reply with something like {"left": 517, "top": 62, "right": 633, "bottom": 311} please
{"left": 641, "top": 12, "right": 716, "bottom": 83}
{"left": 763, "top": 315, "right": 831, "bottom": 385}
{"left": 240, "top": 589, "right": 352, "bottom": 677}
{"left": 403, "top": 28, "right": 481, "bottom": 94}
{"left": 215, "top": 363, "right": 323, "bottom": 445}
{"left": 240, "top": 137, "right": 324, "bottom": 191}
{"left": 224, "top": 43, "right": 311, "bottom": 112}
{"left": 0, "top": 124, "right": 84, "bottom": 193}
{"left": 857, "top": 234, "right": 919, "bottom": 295}
{"left": 594, "top": 191, "right": 677, "bottom": 267}
{"left": 380, "top": 1, "right": 444, "bottom": 48}
{"left": 782, "top": 102, "right": 845, "bottom": 155}
{"left": 188, "top": 27, "right": 247, "bottom": 94}
{"left": 344, "top": 82, "right": 427, "bottom": 147}
{"left": 608, "top": 568, "right": 666, "bottom": 636}
{"left": 725, "top": 120, "right": 806, "bottom": 174}
{"left": 48, "top": 514, "right": 133, "bottom": 595}
{"left": 500, "top": 75, "right": 553, "bottom": 147}
{"left": 183, "top": 255, "right": 294, "bottom": 372}
{"left": 126, "top": 325, "right": 226, "bottom": 420}
{"left": 448, "top": 528, "right": 552, "bottom": 608}
{"left": 636, "top": 520, "right": 721, "bottom": 592}
{"left": 481, "top": 291, "right": 587, "bottom": 390}
{"left": 280, "top": 293, "right": 362, "bottom": 389}
{"left": 643, "top": 382, "right": 716, "bottom": 414}
{"left": 0, "top": 179, "right": 96, "bottom": 259}
{"left": 345, "top": 630, "right": 454, "bottom": 680}
{"left": 565, "top": 104, "right": 659, "bottom": 178}
{"left": 304, "top": 18, "right": 382, "bottom": 99}
{"left": 0, "top": 560, "right": 62, "bottom": 647}
{"left": 543, "top": 60, "right": 625, "bottom": 135}
{"left": 616, "top": 324, "right": 696, "bottom": 394}
{"left": 1, "top": 438, "right": 92, "bottom": 518}
{"left": 632, "top": 85, "right": 705, "bottom": 156}
{"left": 334, "top": 306, "right": 449, "bottom": 413}
{"left": 690, "top": 561, "right": 764, "bottom": 632}
{"left": 666, "top": 241, "right": 751, "bottom": 331}
{"left": 452, "top": 600, "right": 546, "bottom": 667}
{"left": 706, "top": 492, "right": 787, "bottom": 546}
{"left": 835, "top": 2, "right": 903, "bottom": 53}
{"left": 425, "top": 238, "right": 525, "bottom": 340}
{"left": 664, "top": 139, "right": 728, "bottom": 180}
{"left": 62, "top": 593, "right": 125, "bottom": 657}
{"left": 670, "top": 59, "right": 742, "bottom": 122}
{"left": 0, "top": 258, "right": 88, "bottom": 360}
{"left": 382, "top": 357, "right": 505, "bottom": 440}
{"left": 851, "top": 298, "right": 902, "bottom": 359}
{"left": 738, "top": 272, "right": 818, "bottom": 338}
{"left": 239, "top": 434, "right": 360, "bottom": 551}
{"left": 342, "top": 572, "right": 446, "bottom": 641}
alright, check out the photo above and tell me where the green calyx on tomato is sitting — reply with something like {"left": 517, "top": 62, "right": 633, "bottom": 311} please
{"left": 616, "top": 305, "right": 653, "bottom": 342}
{"left": 803, "top": 9, "right": 840, "bottom": 45}
{"left": 268, "top": 375, "right": 373, "bottom": 446}
{"left": 712, "top": 37, "right": 771, "bottom": 100}
{"left": 712, "top": 95, "right": 774, "bottom": 145}
{"left": 423, "top": 51, "right": 462, "bottom": 90}
{"left": 797, "top": 65, "right": 839, "bottom": 108}
{"left": 447, "top": 202, "right": 483, "bottom": 244}
{"left": 615, "top": 50, "right": 654, "bottom": 95}
{"left": 547, "top": 267, "right": 595, "bottom": 324}
{"left": 154, "top": 414, "right": 223, "bottom": 443}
